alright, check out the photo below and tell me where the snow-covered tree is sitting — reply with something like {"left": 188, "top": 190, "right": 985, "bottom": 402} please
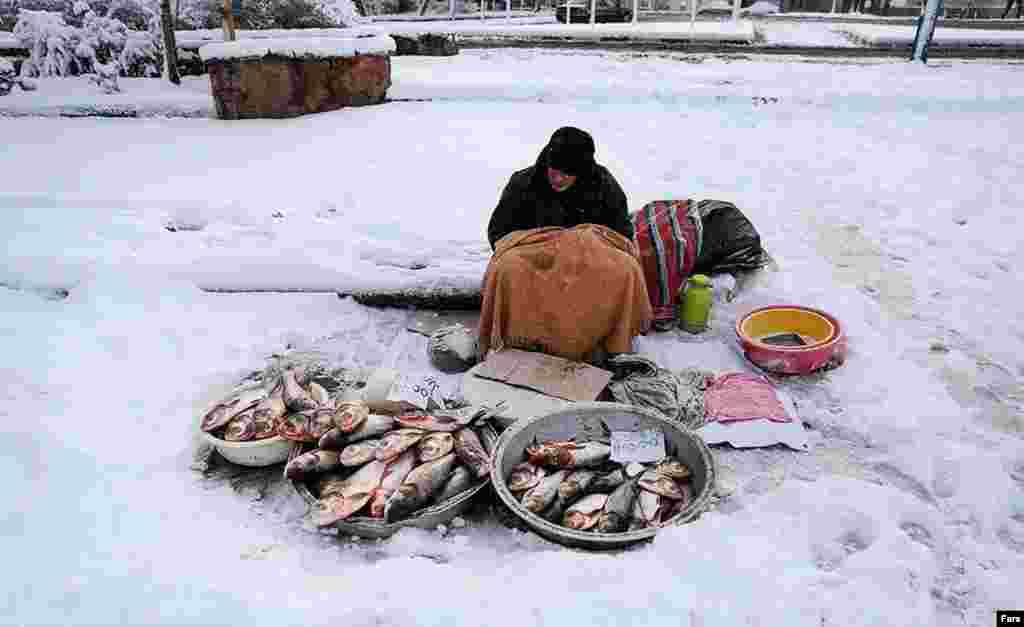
{"left": 14, "top": 3, "right": 162, "bottom": 80}
{"left": 318, "top": 0, "right": 369, "bottom": 25}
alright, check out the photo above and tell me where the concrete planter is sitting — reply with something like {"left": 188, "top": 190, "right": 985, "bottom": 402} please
{"left": 206, "top": 53, "right": 391, "bottom": 119}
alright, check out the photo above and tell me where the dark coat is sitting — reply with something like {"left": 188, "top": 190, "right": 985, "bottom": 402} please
{"left": 487, "top": 148, "right": 632, "bottom": 250}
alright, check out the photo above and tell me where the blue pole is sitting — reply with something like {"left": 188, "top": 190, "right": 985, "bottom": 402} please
{"left": 911, "top": 0, "right": 943, "bottom": 63}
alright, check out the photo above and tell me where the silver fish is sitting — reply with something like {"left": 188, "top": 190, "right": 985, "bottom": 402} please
{"left": 339, "top": 438, "right": 381, "bottom": 467}
{"left": 557, "top": 469, "right": 599, "bottom": 501}
{"left": 416, "top": 432, "right": 454, "bottom": 463}
{"left": 433, "top": 465, "right": 474, "bottom": 505}
{"left": 637, "top": 489, "right": 660, "bottom": 525}
{"left": 383, "top": 453, "right": 457, "bottom": 523}
{"left": 657, "top": 484, "right": 693, "bottom": 526}
{"left": 369, "top": 449, "right": 417, "bottom": 518}
{"left": 347, "top": 413, "right": 395, "bottom": 443}
{"left": 655, "top": 458, "right": 692, "bottom": 481}
{"left": 251, "top": 395, "right": 286, "bottom": 440}
{"left": 317, "top": 471, "right": 349, "bottom": 500}
{"left": 285, "top": 449, "right": 341, "bottom": 480}
{"left": 522, "top": 470, "right": 568, "bottom": 514}
{"left": 283, "top": 369, "right": 317, "bottom": 412}
{"left": 507, "top": 462, "right": 546, "bottom": 493}
{"left": 394, "top": 412, "right": 470, "bottom": 433}
{"left": 596, "top": 480, "right": 637, "bottom": 533}
{"left": 638, "top": 469, "right": 684, "bottom": 500}
{"left": 590, "top": 469, "right": 627, "bottom": 493}
{"left": 200, "top": 387, "right": 266, "bottom": 433}
{"left": 277, "top": 411, "right": 315, "bottom": 442}
{"left": 526, "top": 441, "right": 610, "bottom": 469}
{"left": 453, "top": 428, "right": 491, "bottom": 478}
{"left": 334, "top": 401, "right": 369, "bottom": 433}
{"left": 223, "top": 408, "right": 257, "bottom": 441}
{"left": 562, "top": 493, "right": 608, "bottom": 530}
{"left": 375, "top": 428, "right": 427, "bottom": 461}
{"left": 308, "top": 381, "right": 331, "bottom": 407}
{"left": 308, "top": 407, "right": 336, "bottom": 440}
{"left": 318, "top": 428, "right": 347, "bottom": 451}
{"left": 313, "top": 460, "right": 388, "bottom": 526}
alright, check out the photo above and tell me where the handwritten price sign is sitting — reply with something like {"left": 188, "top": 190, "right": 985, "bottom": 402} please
{"left": 610, "top": 430, "right": 666, "bottom": 463}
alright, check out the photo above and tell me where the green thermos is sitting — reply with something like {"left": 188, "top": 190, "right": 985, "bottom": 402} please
{"left": 678, "top": 274, "right": 713, "bottom": 333}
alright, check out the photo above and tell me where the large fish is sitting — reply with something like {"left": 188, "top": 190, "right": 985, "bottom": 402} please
{"left": 285, "top": 449, "right": 341, "bottom": 480}
{"left": 200, "top": 387, "right": 267, "bottom": 433}
{"left": 655, "top": 458, "right": 692, "bottom": 481}
{"left": 375, "top": 428, "right": 426, "bottom": 461}
{"left": 562, "top": 494, "right": 608, "bottom": 530}
{"left": 313, "top": 460, "right": 388, "bottom": 527}
{"left": 318, "top": 428, "right": 347, "bottom": 451}
{"left": 634, "top": 489, "right": 660, "bottom": 528}
{"left": 308, "top": 407, "right": 336, "bottom": 440}
{"left": 383, "top": 453, "right": 457, "bottom": 523}
{"left": 317, "top": 471, "right": 349, "bottom": 500}
{"left": 339, "top": 438, "right": 381, "bottom": 467}
{"left": 589, "top": 469, "right": 627, "bottom": 493}
{"left": 283, "top": 369, "right": 317, "bottom": 412}
{"left": 507, "top": 462, "right": 546, "bottom": 493}
{"left": 526, "top": 441, "right": 610, "bottom": 469}
{"left": 251, "top": 394, "right": 287, "bottom": 440}
{"left": 223, "top": 407, "right": 257, "bottom": 441}
{"left": 522, "top": 470, "right": 568, "bottom": 515}
{"left": 368, "top": 449, "right": 417, "bottom": 518}
{"left": 656, "top": 484, "right": 693, "bottom": 526}
{"left": 277, "top": 411, "right": 316, "bottom": 442}
{"left": 334, "top": 401, "right": 369, "bottom": 433}
{"left": 416, "top": 432, "right": 454, "bottom": 463}
{"left": 394, "top": 403, "right": 504, "bottom": 433}
{"left": 557, "top": 469, "right": 599, "bottom": 501}
{"left": 453, "top": 428, "right": 491, "bottom": 478}
{"left": 596, "top": 480, "right": 638, "bottom": 533}
{"left": 320, "top": 414, "right": 394, "bottom": 450}
{"left": 308, "top": 381, "right": 331, "bottom": 407}
{"left": 433, "top": 465, "right": 475, "bottom": 504}
{"left": 638, "top": 469, "right": 684, "bottom": 500}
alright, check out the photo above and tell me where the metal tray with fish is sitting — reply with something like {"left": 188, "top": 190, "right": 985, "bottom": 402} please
{"left": 290, "top": 423, "right": 498, "bottom": 539}
{"left": 491, "top": 402, "right": 717, "bottom": 550}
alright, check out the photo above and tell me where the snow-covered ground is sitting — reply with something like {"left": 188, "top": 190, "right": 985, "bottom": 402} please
{"left": 839, "top": 23, "right": 1024, "bottom": 46}
{"left": 2, "top": 50, "right": 1023, "bottom": 626}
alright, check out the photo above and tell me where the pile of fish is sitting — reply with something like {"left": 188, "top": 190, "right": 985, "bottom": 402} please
{"left": 285, "top": 398, "right": 500, "bottom": 527}
{"left": 507, "top": 439, "right": 695, "bottom": 533}
{"left": 199, "top": 368, "right": 337, "bottom": 442}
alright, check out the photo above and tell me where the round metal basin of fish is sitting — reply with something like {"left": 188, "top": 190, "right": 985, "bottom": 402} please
{"left": 490, "top": 402, "right": 717, "bottom": 551}
{"left": 291, "top": 423, "right": 499, "bottom": 539}
{"left": 203, "top": 432, "right": 293, "bottom": 467}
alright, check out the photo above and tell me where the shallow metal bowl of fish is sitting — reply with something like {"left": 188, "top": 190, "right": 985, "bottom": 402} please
{"left": 291, "top": 424, "right": 499, "bottom": 539}
{"left": 491, "top": 402, "right": 716, "bottom": 551}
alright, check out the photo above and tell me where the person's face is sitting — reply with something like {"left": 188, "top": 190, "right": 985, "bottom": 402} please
{"left": 546, "top": 167, "right": 577, "bottom": 193}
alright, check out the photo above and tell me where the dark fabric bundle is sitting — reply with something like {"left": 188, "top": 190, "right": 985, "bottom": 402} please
{"left": 693, "top": 199, "right": 769, "bottom": 275}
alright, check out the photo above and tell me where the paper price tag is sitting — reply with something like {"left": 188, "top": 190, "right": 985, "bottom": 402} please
{"left": 610, "top": 430, "right": 666, "bottom": 463}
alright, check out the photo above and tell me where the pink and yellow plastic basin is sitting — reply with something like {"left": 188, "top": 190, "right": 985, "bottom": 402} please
{"left": 736, "top": 305, "right": 847, "bottom": 375}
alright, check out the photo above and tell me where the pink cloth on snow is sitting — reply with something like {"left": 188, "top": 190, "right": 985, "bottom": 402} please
{"left": 704, "top": 372, "right": 793, "bottom": 423}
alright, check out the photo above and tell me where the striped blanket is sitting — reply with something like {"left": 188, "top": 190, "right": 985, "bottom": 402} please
{"left": 631, "top": 200, "right": 703, "bottom": 323}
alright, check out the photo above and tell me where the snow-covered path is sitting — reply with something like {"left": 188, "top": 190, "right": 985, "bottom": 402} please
{"left": 2, "top": 51, "right": 1023, "bottom": 626}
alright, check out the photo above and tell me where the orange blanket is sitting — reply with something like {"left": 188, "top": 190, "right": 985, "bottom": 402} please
{"left": 478, "top": 224, "right": 653, "bottom": 362}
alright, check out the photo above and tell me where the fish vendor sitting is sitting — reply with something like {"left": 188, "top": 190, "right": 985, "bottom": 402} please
{"left": 479, "top": 127, "right": 653, "bottom": 364}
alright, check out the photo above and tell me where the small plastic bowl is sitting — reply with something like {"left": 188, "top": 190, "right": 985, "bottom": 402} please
{"left": 736, "top": 305, "right": 846, "bottom": 375}
{"left": 202, "top": 432, "right": 292, "bottom": 467}
{"left": 738, "top": 306, "right": 836, "bottom": 349}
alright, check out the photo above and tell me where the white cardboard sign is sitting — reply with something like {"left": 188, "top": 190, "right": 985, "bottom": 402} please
{"left": 610, "top": 430, "right": 666, "bottom": 463}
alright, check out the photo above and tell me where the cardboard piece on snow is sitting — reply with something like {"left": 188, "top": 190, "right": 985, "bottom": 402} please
{"left": 473, "top": 348, "right": 612, "bottom": 402}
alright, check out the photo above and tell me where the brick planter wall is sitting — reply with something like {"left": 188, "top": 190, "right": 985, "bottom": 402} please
{"left": 206, "top": 53, "right": 391, "bottom": 120}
